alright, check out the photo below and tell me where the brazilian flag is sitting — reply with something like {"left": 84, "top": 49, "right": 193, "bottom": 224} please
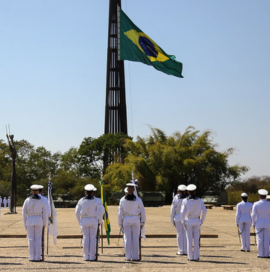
{"left": 120, "top": 9, "right": 183, "bottom": 78}
{"left": 99, "top": 180, "right": 111, "bottom": 244}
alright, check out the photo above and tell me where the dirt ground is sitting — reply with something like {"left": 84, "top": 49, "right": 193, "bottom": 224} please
{"left": 0, "top": 205, "right": 269, "bottom": 271}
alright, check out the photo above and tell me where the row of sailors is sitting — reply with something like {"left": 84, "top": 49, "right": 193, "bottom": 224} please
{"left": 22, "top": 183, "right": 206, "bottom": 262}
{"left": 235, "top": 190, "right": 270, "bottom": 258}
{"left": 171, "top": 187, "right": 270, "bottom": 259}
{"left": 22, "top": 183, "right": 146, "bottom": 262}
{"left": 22, "top": 182, "right": 270, "bottom": 262}
{"left": 0, "top": 196, "right": 11, "bottom": 208}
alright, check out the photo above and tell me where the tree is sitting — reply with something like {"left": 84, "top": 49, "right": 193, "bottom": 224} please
{"left": 104, "top": 127, "right": 249, "bottom": 202}
{"left": 78, "top": 133, "right": 132, "bottom": 178}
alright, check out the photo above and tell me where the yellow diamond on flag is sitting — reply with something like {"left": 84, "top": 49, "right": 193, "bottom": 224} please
{"left": 124, "top": 29, "right": 169, "bottom": 63}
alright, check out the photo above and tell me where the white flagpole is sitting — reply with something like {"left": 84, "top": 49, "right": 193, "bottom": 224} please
{"left": 47, "top": 172, "right": 51, "bottom": 254}
{"left": 131, "top": 170, "right": 138, "bottom": 196}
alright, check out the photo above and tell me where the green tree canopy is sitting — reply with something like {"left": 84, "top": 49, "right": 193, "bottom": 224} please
{"left": 78, "top": 133, "right": 132, "bottom": 178}
{"left": 104, "top": 127, "right": 249, "bottom": 202}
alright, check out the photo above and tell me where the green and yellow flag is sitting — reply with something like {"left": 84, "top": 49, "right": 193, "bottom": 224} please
{"left": 120, "top": 9, "right": 183, "bottom": 78}
{"left": 99, "top": 180, "right": 111, "bottom": 244}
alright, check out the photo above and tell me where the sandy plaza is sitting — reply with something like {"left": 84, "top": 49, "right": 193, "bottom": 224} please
{"left": 0, "top": 205, "right": 269, "bottom": 271}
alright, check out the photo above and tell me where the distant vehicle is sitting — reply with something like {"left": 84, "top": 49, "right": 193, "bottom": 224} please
{"left": 111, "top": 190, "right": 165, "bottom": 207}
{"left": 53, "top": 194, "right": 78, "bottom": 208}
{"left": 201, "top": 191, "right": 228, "bottom": 206}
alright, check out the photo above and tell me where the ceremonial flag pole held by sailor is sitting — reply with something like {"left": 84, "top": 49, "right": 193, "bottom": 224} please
{"left": 99, "top": 174, "right": 111, "bottom": 245}
{"left": 118, "top": 7, "right": 183, "bottom": 78}
{"left": 131, "top": 170, "right": 138, "bottom": 196}
{"left": 47, "top": 173, "right": 58, "bottom": 251}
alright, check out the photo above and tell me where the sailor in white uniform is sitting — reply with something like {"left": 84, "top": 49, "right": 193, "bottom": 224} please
{"left": 75, "top": 184, "right": 105, "bottom": 261}
{"left": 3, "top": 197, "right": 7, "bottom": 209}
{"left": 0, "top": 196, "right": 2, "bottom": 218}
{"left": 180, "top": 184, "right": 207, "bottom": 261}
{"left": 7, "top": 196, "right": 11, "bottom": 209}
{"left": 22, "top": 185, "right": 48, "bottom": 262}
{"left": 123, "top": 187, "right": 128, "bottom": 249}
{"left": 171, "top": 184, "right": 187, "bottom": 255}
{"left": 118, "top": 183, "right": 146, "bottom": 261}
{"left": 235, "top": 192, "right": 253, "bottom": 252}
{"left": 251, "top": 189, "right": 270, "bottom": 258}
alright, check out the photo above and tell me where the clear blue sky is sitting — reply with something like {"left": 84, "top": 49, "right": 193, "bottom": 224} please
{"left": 1, "top": 0, "right": 269, "bottom": 179}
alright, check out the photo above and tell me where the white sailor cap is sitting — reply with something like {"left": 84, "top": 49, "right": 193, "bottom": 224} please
{"left": 38, "top": 185, "right": 44, "bottom": 189}
{"left": 186, "top": 184, "right": 197, "bottom": 191}
{"left": 30, "top": 185, "right": 40, "bottom": 191}
{"left": 258, "top": 189, "right": 268, "bottom": 196}
{"left": 241, "top": 193, "right": 248, "bottom": 197}
{"left": 93, "top": 187, "right": 97, "bottom": 191}
{"left": 124, "top": 187, "right": 128, "bottom": 193}
{"left": 84, "top": 184, "right": 95, "bottom": 191}
{"left": 126, "top": 183, "right": 136, "bottom": 187}
{"left": 178, "top": 185, "right": 187, "bottom": 191}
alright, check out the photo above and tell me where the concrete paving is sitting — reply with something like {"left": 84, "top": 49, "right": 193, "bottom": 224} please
{"left": 0, "top": 205, "right": 268, "bottom": 271}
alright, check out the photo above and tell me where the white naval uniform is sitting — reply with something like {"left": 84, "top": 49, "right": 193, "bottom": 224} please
{"left": 235, "top": 200, "right": 253, "bottom": 251}
{"left": 171, "top": 194, "right": 187, "bottom": 254}
{"left": 3, "top": 197, "right": 7, "bottom": 208}
{"left": 38, "top": 194, "right": 51, "bottom": 218}
{"left": 22, "top": 195, "right": 47, "bottom": 261}
{"left": 251, "top": 199, "right": 270, "bottom": 257}
{"left": 118, "top": 194, "right": 146, "bottom": 260}
{"left": 180, "top": 196, "right": 207, "bottom": 261}
{"left": 7, "top": 197, "right": 10, "bottom": 209}
{"left": 75, "top": 196, "right": 105, "bottom": 261}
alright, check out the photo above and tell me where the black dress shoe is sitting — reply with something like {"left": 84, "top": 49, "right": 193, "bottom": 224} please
{"left": 247, "top": 250, "right": 250, "bottom": 252}
{"left": 29, "top": 260, "right": 35, "bottom": 262}
{"left": 241, "top": 250, "right": 245, "bottom": 252}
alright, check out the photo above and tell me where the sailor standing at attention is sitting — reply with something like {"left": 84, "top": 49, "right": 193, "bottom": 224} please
{"left": 118, "top": 183, "right": 146, "bottom": 261}
{"left": 75, "top": 184, "right": 105, "bottom": 261}
{"left": 3, "top": 197, "right": 7, "bottom": 209}
{"left": 171, "top": 184, "right": 187, "bottom": 255}
{"left": 7, "top": 196, "right": 11, "bottom": 209}
{"left": 22, "top": 185, "right": 47, "bottom": 262}
{"left": 251, "top": 189, "right": 270, "bottom": 258}
{"left": 180, "top": 184, "right": 207, "bottom": 261}
{"left": 235, "top": 192, "right": 253, "bottom": 252}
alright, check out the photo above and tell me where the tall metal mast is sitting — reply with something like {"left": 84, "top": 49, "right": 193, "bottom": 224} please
{"left": 104, "top": 0, "right": 127, "bottom": 135}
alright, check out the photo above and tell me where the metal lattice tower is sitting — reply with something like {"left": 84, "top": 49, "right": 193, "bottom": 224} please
{"left": 104, "top": 0, "right": 127, "bottom": 135}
